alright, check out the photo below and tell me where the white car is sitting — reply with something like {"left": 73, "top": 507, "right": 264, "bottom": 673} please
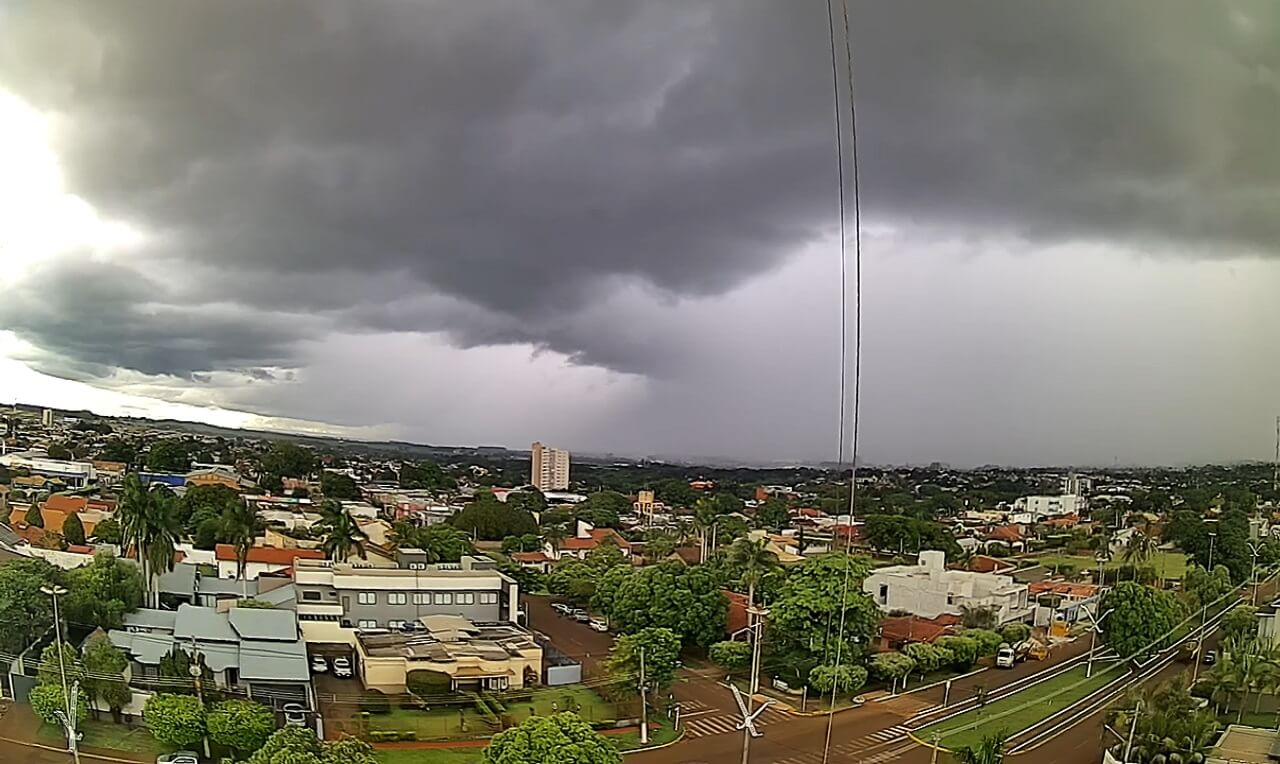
{"left": 588, "top": 618, "right": 609, "bottom": 633}
{"left": 283, "top": 703, "right": 308, "bottom": 726}
{"left": 310, "top": 655, "right": 328, "bottom": 674}
{"left": 332, "top": 656, "right": 353, "bottom": 678}
{"left": 552, "top": 603, "right": 572, "bottom": 615}
{"left": 157, "top": 753, "right": 200, "bottom": 764}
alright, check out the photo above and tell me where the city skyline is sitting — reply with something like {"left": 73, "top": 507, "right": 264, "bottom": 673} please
{"left": 2, "top": 1, "right": 1278, "bottom": 466}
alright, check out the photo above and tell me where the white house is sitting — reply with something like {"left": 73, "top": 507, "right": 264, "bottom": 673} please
{"left": 1013, "top": 495, "right": 1083, "bottom": 520}
{"left": 862, "top": 550, "right": 1032, "bottom": 624}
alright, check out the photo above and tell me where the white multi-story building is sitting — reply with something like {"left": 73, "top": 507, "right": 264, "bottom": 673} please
{"left": 1013, "top": 494, "right": 1083, "bottom": 520}
{"left": 1062, "top": 474, "right": 1093, "bottom": 496}
{"left": 863, "top": 550, "right": 1032, "bottom": 624}
{"left": 530, "top": 441, "right": 570, "bottom": 491}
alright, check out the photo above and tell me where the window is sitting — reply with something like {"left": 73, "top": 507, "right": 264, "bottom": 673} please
{"left": 388, "top": 592, "right": 407, "bottom": 605}
{"left": 946, "top": 592, "right": 955, "bottom": 605}
{"left": 413, "top": 593, "right": 430, "bottom": 605}
{"left": 302, "top": 591, "right": 322, "bottom": 601}
{"left": 456, "top": 593, "right": 475, "bottom": 605}
{"left": 357, "top": 592, "right": 377, "bottom": 605}
{"left": 479, "top": 592, "right": 497, "bottom": 605}
{"left": 357, "top": 620, "right": 378, "bottom": 630}
{"left": 409, "top": 562, "right": 426, "bottom": 570}
{"left": 878, "top": 584, "right": 888, "bottom": 603}
{"left": 388, "top": 619, "right": 404, "bottom": 629}
{"left": 435, "top": 592, "right": 453, "bottom": 605}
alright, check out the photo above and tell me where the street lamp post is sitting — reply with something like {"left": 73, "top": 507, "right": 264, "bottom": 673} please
{"left": 41, "top": 584, "right": 80, "bottom": 764}
{"left": 1249, "top": 542, "right": 1264, "bottom": 607}
{"left": 1191, "top": 532, "right": 1217, "bottom": 684}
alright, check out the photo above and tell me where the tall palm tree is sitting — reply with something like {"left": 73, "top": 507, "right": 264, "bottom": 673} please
{"left": 542, "top": 522, "right": 570, "bottom": 558}
{"left": 1123, "top": 526, "right": 1159, "bottom": 581}
{"left": 220, "top": 497, "right": 261, "bottom": 595}
{"left": 951, "top": 731, "right": 1007, "bottom": 764}
{"left": 315, "top": 500, "right": 367, "bottom": 563}
{"left": 693, "top": 498, "right": 719, "bottom": 563}
{"left": 727, "top": 536, "right": 780, "bottom": 612}
{"left": 117, "top": 474, "right": 179, "bottom": 607}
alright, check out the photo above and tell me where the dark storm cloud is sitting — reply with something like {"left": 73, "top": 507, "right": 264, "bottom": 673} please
{"left": 2, "top": 0, "right": 1279, "bottom": 382}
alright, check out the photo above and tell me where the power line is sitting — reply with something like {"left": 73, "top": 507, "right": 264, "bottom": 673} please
{"left": 822, "top": 1, "right": 863, "bottom": 762}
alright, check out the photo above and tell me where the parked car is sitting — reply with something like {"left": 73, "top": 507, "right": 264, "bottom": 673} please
{"left": 995, "top": 644, "right": 1016, "bottom": 669}
{"left": 157, "top": 753, "right": 200, "bottom": 764}
{"left": 332, "top": 656, "right": 353, "bottom": 678}
{"left": 310, "top": 655, "right": 328, "bottom": 674}
{"left": 552, "top": 603, "right": 572, "bottom": 615}
{"left": 571, "top": 609, "right": 591, "bottom": 623}
{"left": 283, "top": 703, "right": 308, "bottom": 726}
{"left": 589, "top": 617, "right": 609, "bottom": 632}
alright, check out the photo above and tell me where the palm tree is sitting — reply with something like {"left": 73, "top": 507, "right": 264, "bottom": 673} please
{"left": 727, "top": 536, "right": 780, "bottom": 612}
{"left": 315, "top": 500, "right": 367, "bottom": 563}
{"left": 117, "top": 474, "right": 179, "bottom": 607}
{"left": 692, "top": 498, "right": 718, "bottom": 563}
{"left": 1123, "top": 526, "right": 1159, "bottom": 581}
{"left": 542, "top": 522, "right": 570, "bottom": 559}
{"left": 220, "top": 497, "right": 261, "bottom": 595}
{"left": 951, "top": 731, "right": 1007, "bottom": 764}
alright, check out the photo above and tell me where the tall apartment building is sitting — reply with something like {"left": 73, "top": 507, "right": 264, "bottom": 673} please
{"left": 530, "top": 441, "right": 570, "bottom": 491}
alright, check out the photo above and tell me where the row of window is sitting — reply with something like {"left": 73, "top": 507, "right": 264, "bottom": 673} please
{"left": 351, "top": 591, "right": 499, "bottom": 606}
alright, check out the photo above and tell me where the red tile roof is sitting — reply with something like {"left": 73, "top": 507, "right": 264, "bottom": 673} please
{"left": 214, "top": 544, "right": 326, "bottom": 566}
{"left": 560, "top": 528, "right": 631, "bottom": 551}
{"left": 879, "top": 614, "right": 961, "bottom": 645}
{"left": 66, "top": 544, "right": 94, "bottom": 555}
{"left": 1028, "top": 581, "right": 1100, "bottom": 598}
{"left": 969, "top": 555, "right": 1014, "bottom": 574}
{"left": 511, "top": 551, "right": 551, "bottom": 563}
{"left": 987, "top": 525, "right": 1024, "bottom": 542}
{"left": 42, "top": 495, "right": 89, "bottom": 514}
{"left": 1041, "top": 515, "right": 1080, "bottom": 529}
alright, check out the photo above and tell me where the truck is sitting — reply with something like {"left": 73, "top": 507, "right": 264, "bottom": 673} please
{"left": 995, "top": 643, "right": 1017, "bottom": 668}
{"left": 995, "top": 640, "right": 1045, "bottom": 668}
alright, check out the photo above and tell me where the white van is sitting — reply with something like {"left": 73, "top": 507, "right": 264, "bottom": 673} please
{"left": 995, "top": 644, "right": 1016, "bottom": 669}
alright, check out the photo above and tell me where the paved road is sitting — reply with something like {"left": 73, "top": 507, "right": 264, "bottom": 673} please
{"left": 525, "top": 595, "right": 615, "bottom": 678}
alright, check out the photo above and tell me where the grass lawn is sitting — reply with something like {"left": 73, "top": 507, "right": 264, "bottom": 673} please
{"left": 37, "top": 720, "right": 165, "bottom": 755}
{"left": 610, "top": 716, "right": 680, "bottom": 751}
{"left": 365, "top": 686, "right": 618, "bottom": 741}
{"left": 1031, "top": 550, "right": 1188, "bottom": 580}
{"left": 919, "top": 665, "right": 1120, "bottom": 750}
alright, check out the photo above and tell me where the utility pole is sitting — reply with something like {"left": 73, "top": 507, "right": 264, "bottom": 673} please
{"left": 41, "top": 584, "right": 80, "bottom": 764}
{"left": 1250, "top": 542, "right": 1264, "bottom": 607}
{"left": 739, "top": 605, "right": 768, "bottom": 764}
{"left": 1084, "top": 607, "right": 1113, "bottom": 679}
{"left": 1192, "top": 532, "right": 1217, "bottom": 683}
{"left": 929, "top": 732, "right": 941, "bottom": 764}
{"left": 638, "top": 646, "right": 648, "bottom": 746}
{"left": 189, "top": 637, "right": 211, "bottom": 759}
{"left": 1122, "top": 700, "right": 1141, "bottom": 764}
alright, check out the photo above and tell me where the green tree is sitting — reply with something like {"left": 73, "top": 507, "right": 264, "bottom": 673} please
{"left": 576, "top": 491, "right": 630, "bottom": 529}
{"left": 82, "top": 634, "right": 131, "bottom": 721}
{"left": 1182, "top": 563, "right": 1233, "bottom": 611}
{"left": 92, "top": 517, "right": 122, "bottom": 544}
{"left": 958, "top": 629, "right": 1004, "bottom": 657}
{"left": 1222, "top": 604, "right": 1258, "bottom": 644}
{"left": 451, "top": 494, "right": 539, "bottom": 540}
{"left": 903, "top": 642, "right": 952, "bottom": 680}
{"left": 507, "top": 487, "right": 548, "bottom": 515}
{"left": 27, "top": 502, "right": 45, "bottom": 528}
{"left": 46, "top": 443, "right": 73, "bottom": 461}
{"left": 260, "top": 442, "right": 316, "bottom": 478}
{"left": 769, "top": 554, "right": 880, "bottom": 666}
{"left": 483, "top": 712, "right": 622, "bottom": 764}
{"left": 221, "top": 497, "right": 263, "bottom": 587}
{"left": 1123, "top": 527, "right": 1160, "bottom": 579}
{"left": 144, "top": 693, "right": 206, "bottom": 749}
{"left": 961, "top": 606, "right": 999, "bottom": 630}
{"left": 868, "top": 652, "right": 915, "bottom": 689}
{"left": 501, "top": 534, "right": 542, "bottom": 554}
{"left": 1101, "top": 582, "right": 1185, "bottom": 658}
{"left": 61, "top": 513, "right": 86, "bottom": 546}
{"left": 240, "top": 727, "right": 378, "bottom": 764}
{"left": 64, "top": 552, "right": 145, "bottom": 630}
{"left": 399, "top": 460, "right": 450, "bottom": 491}
{"left": 655, "top": 479, "right": 698, "bottom": 509}
{"left": 726, "top": 536, "right": 780, "bottom": 612}
{"left": 29, "top": 683, "right": 89, "bottom": 731}
{"left": 709, "top": 640, "right": 751, "bottom": 669}
{"left": 207, "top": 699, "right": 275, "bottom": 756}
{"left": 608, "top": 627, "right": 682, "bottom": 700}
{"left": 997, "top": 622, "right": 1032, "bottom": 645}
{"left": 315, "top": 501, "right": 367, "bottom": 563}
{"left": 37, "top": 642, "right": 85, "bottom": 688}
{"left": 146, "top": 439, "right": 191, "bottom": 472}
{"left": 98, "top": 438, "right": 136, "bottom": 464}
{"left": 390, "top": 522, "right": 475, "bottom": 562}
{"left": 608, "top": 564, "right": 727, "bottom": 648}
{"left": 0, "top": 556, "right": 57, "bottom": 653}
{"left": 118, "top": 474, "right": 179, "bottom": 607}
{"left": 809, "top": 663, "right": 868, "bottom": 695}
{"left": 320, "top": 470, "right": 360, "bottom": 500}
{"left": 935, "top": 636, "right": 980, "bottom": 670}
{"left": 754, "top": 497, "right": 791, "bottom": 531}
{"left": 951, "top": 731, "right": 1008, "bottom": 764}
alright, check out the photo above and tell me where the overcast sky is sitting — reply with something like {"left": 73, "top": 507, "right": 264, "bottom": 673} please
{"left": 2, "top": 1, "right": 1278, "bottom": 466}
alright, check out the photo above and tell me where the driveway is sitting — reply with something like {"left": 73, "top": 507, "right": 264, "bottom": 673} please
{"left": 524, "top": 594, "right": 614, "bottom": 678}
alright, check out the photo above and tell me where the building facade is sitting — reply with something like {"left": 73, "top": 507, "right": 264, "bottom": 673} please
{"left": 862, "top": 550, "right": 1032, "bottom": 624}
{"left": 292, "top": 552, "right": 519, "bottom": 630}
{"left": 530, "top": 441, "right": 570, "bottom": 491}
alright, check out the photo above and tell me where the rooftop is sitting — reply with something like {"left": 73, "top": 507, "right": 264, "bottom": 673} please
{"left": 214, "top": 544, "right": 326, "bottom": 566}
{"left": 358, "top": 616, "right": 538, "bottom": 661}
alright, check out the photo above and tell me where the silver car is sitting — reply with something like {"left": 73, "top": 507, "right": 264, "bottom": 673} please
{"left": 156, "top": 753, "right": 200, "bottom": 764}
{"left": 283, "top": 703, "right": 308, "bottom": 726}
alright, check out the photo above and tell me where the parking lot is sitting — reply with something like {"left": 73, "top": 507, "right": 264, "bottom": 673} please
{"left": 524, "top": 594, "right": 615, "bottom": 678}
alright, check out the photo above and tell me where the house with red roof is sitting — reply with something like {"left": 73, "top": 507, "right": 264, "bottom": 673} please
{"left": 215, "top": 544, "right": 325, "bottom": 580}
{"left": 510, "top": 551, "right": 553, "bottom": 573}
{"left": 876, "top": 613, "right": 961, "bottom": 650}
{"left": 543, "top": 521, "right": 631, "bottom": 561}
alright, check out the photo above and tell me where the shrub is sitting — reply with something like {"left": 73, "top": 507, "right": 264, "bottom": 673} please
{"left": 999, "top": 622, "right": 1032, "bottom": 645}
{"left": 30, "top": 683, "right": 89, "bottom": 729}
{"left": 807, "top": 664, "right": 869, "bottom": 695}
{"left": 902, "top": 643, "right": 950, "bottom": 676}
{"left": 934, "top": 636, "right": 979, "bottom": 670}
{"left": 709, "top": 640, "right": 751, "bottom": 669}
{"left": 144, "top": 693, "right": 206, "bottom": 749}
{"left": 406, "top": 669, "right": 452, "bottom": 697}
{"left": 867, "top": 652, "right": 915, "bottom": 683}
{"left": 359, "top": 690, "right": 390, "bottom": 715}
{"left": 207, "top": 699, "right": 274, "bottom": 754}
{"left": 958, "top": 629, "right": 1004, "bottom": 656}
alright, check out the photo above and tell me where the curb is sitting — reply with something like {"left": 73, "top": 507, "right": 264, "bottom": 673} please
{"left": 0, "top": 735, "right": 144, "bottom": 764}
